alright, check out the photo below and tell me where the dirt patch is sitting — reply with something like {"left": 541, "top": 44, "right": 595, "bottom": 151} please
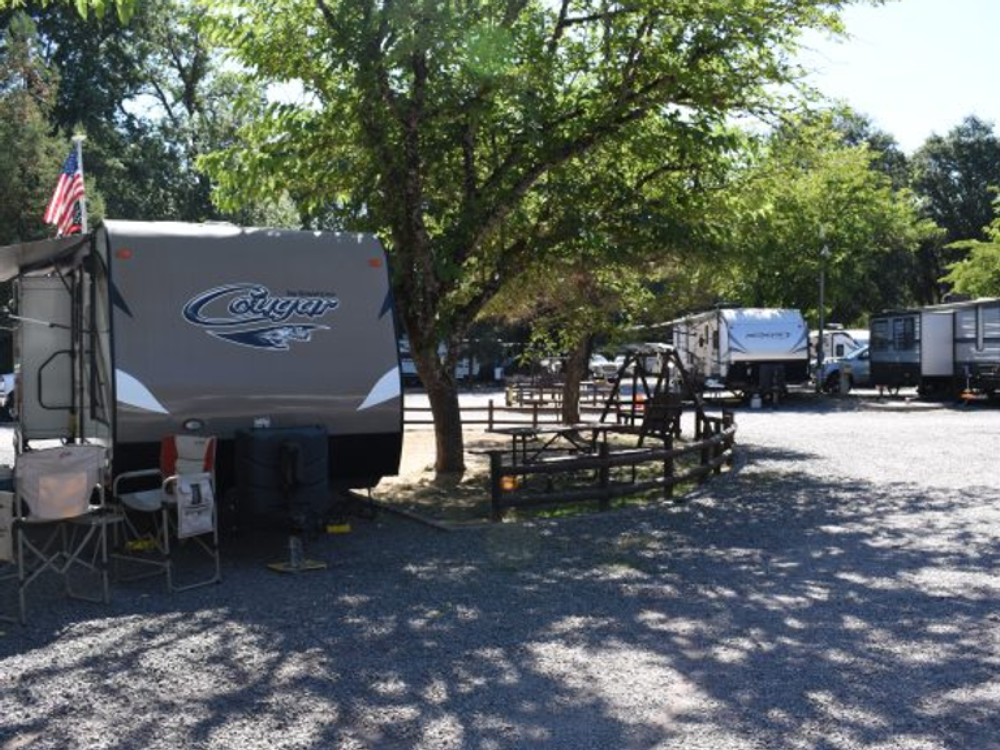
{"left": 372, "top": 428, "right": 509, "bottom": 525}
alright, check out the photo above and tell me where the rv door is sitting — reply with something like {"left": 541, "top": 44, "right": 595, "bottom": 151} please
{"left": 17, "top": 276, "right": 74, "bottom": 440}
{"left": 921, "top": 311, "right": 954, "bottom": 377}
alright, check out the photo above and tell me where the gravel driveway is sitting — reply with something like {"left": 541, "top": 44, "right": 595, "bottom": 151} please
{"left": 2, "top": 395, "right": 999, "bottom": 749}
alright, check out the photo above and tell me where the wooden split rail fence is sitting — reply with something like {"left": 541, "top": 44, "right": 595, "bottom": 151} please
{"left": 488, "top": 411, "right": 736, "bottom": 520}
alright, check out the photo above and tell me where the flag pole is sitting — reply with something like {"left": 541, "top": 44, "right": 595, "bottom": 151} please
{"left": 72, "top": 134, "right": 88, "bottom": 234}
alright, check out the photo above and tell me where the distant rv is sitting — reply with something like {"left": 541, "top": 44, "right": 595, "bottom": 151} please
{"left": 670, "top": 307, "right": 810, "bottom": 395}
{"left": 870, "top": 297, "right": 1000, "bottom": 397}
{"left": 810, "top": 327, "right": 869, "bottom": 362}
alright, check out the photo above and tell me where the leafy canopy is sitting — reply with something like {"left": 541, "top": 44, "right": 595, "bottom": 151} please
{"left": 700, "top": 113, "right": 940, "bottom": 323}
{"left": 0, "top": 0, "right": 136, "bottom": 22}
{"left": 942, "top": 196, "right": 1000, "bottom": 297}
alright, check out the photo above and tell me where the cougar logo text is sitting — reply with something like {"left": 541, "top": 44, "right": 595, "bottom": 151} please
{"left": 183, "top": 284, "right": 339, "bottom": 351}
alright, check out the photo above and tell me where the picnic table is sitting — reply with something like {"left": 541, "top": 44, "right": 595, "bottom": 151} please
{"left": 489, "top": 422, "right": 619, "bottom": 466}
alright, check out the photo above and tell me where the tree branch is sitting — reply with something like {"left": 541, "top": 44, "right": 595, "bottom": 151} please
{"left": 551, "top": 5, "right": 642, "bottom": 52}
{"left": 462, "top": 71, "right": 682, "bottom": 268}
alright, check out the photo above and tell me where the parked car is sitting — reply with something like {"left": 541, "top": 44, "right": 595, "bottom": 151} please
{"left": 820, "top": 345, "right": 871, "bottom": 394}
{"left": 589, "top": 354, "right": 620, "bottom": 380}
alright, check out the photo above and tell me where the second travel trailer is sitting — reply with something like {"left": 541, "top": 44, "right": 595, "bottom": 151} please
{"left": 869, "top": 298, "right": 1000, "bottom": 397}
{"left": 670, "top": 307, "right": 810, "bottom": 395}
{"left": 953, "top": 298, "right": 1000, "bottom": 395}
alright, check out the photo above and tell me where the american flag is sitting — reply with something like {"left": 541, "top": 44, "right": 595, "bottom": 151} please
{"left": 44, "top": 147, "right": 86, "bottom": 236}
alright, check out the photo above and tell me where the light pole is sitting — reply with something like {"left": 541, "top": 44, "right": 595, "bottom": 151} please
{"left": 815, "top": 241, "right": 830, "bottom": 392}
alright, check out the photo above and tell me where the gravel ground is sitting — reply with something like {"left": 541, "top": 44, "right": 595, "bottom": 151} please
{"left": 2, "top": 392, "right": 1000, "bottom": 749}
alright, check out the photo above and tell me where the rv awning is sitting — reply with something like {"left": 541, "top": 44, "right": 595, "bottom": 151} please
{"left": 0, "top": 234, "right": 92, "bottom": 282}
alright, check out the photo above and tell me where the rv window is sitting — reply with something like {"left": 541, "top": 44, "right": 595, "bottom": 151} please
{"left": 870, "top": 321, "right": 889, "bottom": 352}
{"left": 835, "top": 344, "right": 845, "bottom": 357}
{"left": 712, "top": 330, "right": 719, "bottom": 351}
{"left": 892, "top": 318, "right": 915, "bottom": 351}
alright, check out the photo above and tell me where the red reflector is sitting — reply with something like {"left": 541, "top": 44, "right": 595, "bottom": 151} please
{"left": 116, "top": 248, "right": 134, "bottom": 260}
{"left": 368, "top": 258, "right": 383, "bottom": 268}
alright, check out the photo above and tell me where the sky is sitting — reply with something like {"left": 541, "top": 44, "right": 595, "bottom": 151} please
{"left": 798, "top": 0, "right": 1000, "bottom": 153}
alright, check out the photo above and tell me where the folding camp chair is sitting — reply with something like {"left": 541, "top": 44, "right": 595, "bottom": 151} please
{"left": 113, "top": 435, "right": 221, "bottom": 592}
{"left": 0, "top": 475, "right": 16, "bottom": 623}
{"left": 7, "top": 445, "right": 116, "bottom": 624}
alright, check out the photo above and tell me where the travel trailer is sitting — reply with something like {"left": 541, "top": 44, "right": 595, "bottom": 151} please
{"left": 870, "top": 298, "right": 1000, "bottom": 397}
{"left": 0, "top": 221, "right": 403, "bottom": 494}
{"left": 670, "top": 307, "right": 810, "bottom": 394}
{"left": 952, "top": 298, "right": 1000, "bottom": 395}
{"left": 869, "top": 307, "right": 954, "bottom": 394}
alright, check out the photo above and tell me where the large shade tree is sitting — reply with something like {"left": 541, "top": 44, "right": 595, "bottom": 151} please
{"left": 196, "top": 0, "right": 871, "bottom": 473}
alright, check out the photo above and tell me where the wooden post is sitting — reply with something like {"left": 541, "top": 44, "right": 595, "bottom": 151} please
{"left": 699, "top": 423, "right": 710, "bottom": 485}
{"left": 722, "top": 410, "right": 735, "bottom": 467}
{"left": 488, "top": 399, "right": 495, "bottom": 431}
{"left": 598, "top": 442, "right": 610, "bottom": 511}
{"left": 664, "top": 434, "right": 675, "bottom": 501}
{"left": 532, "top": 402, "right": 539, "bottom": 428}
{"left": 490, "top": 452, "right": 504, "bottom": 521}
{"left": 713, "top": 421, "right": 723, "bottom": 475}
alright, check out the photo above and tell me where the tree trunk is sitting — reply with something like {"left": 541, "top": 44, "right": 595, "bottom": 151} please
{"left": 561, "top": 335, "right": 593, "bottom": 424}
{"left": 410, "top": 339, "right": 466, "bottom": 474}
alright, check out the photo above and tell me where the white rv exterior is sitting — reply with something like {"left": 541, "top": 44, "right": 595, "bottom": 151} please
{"left": 670, "top": 308, "right": 810, "bottom": 393}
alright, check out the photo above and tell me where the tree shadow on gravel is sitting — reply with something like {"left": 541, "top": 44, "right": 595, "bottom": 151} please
{"left": 3, "top": 448, "right": 1000, "bottom": 749}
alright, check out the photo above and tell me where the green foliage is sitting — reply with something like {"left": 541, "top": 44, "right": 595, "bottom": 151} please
{"left": 0, "top": 0, "right": 135, "bottom": 22}
{"left": 0, "top": 13, "right": 63, "bottom": 243}
{"left": 483, "top": 117, "right": 743, "bottom": 355}
{"left": 702, "top": 114, "right": 940, "bottom": 324}
{"left": 13, "top": 0, "right": 298, "bottom": 225}
{"left": 201, "top": 0, "right": 853, "bottom": 322}
{"left": 912, "top": 115, "right": 1000, "bottom": 244}
{"left": 943, "top": 240, "right": 1000, "bottom": 297}
{"left": 0, "top": 12, "right": 105, "bottom": 243}
{"left": 910, "top": 116, "right": 1000, "bottom": 301}
{"left": 941, "top": 199, "right": 1000, "bottom": 297}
